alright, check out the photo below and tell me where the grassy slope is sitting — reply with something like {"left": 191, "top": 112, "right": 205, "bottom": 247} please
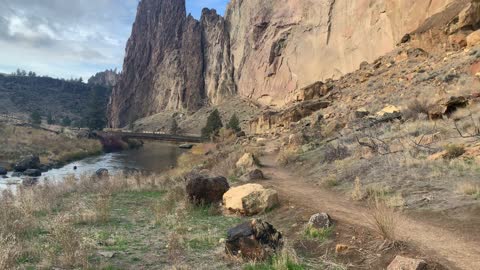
{"left": 0, "top": 124, "right": 102, "bottom": 167}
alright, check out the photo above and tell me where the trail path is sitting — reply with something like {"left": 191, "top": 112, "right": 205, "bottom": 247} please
{"left": 259, "top": 154, "right": 480, "bottom": 270}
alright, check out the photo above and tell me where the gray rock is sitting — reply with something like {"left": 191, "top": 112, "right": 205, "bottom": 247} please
{"left": 24, "top": 169, "right": 41, "bottom": 177}
{"left": 248, "top": 169, "right": 265, "bottom": 180}
{"left": 308, "top": 213, "right": 332, "bottom": 229}
{"left": 179, "top": 144, "right": 194, "bottom": 149}
{"left": 0, "top": 167, "right": 7, "bottom": 175}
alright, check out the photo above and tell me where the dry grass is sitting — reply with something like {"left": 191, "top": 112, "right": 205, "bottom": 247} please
{"left": 47, "top": 215, "right": 91, "bottom": 269}
{"left": 367, "top": 198, "right": 398, "bottom": 242}
{"left": 277, "top": 146, "right": 300, "bottom": 166}
{"left": 351, "top": 177, "right": 364, "bottom": 201}
{"left": 456, "top": 182, "right": 480, "bottom": 198}
{"left": 0, "top": 125, "right": 102, "bottom": 165}
{"left": 0, "top": 234, "right": 19, "bottom": 270}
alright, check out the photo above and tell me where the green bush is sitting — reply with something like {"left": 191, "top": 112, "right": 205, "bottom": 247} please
{"left": 226, "top": 113, "right": 241, "bottom": 133}
{"left": 201, "top": 109, "right": 223, "bottom": 139}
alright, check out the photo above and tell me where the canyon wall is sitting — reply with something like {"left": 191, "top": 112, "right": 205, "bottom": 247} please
{"left": 108, "top": 0, "right": 479, "bottom": 128}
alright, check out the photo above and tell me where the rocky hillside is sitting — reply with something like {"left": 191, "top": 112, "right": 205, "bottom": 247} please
{"left": 88, "top": 69, "right": 119, "bottom": 88}
{"left": 108, "top": 0, "right": 480, "bottom": 128}
{"left": 0, "top": 74, "right": 110, "bottom": 124}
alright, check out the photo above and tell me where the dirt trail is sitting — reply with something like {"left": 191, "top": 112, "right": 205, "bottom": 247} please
{"left": 259, "top": 155, "right": 480, "bottom": 270}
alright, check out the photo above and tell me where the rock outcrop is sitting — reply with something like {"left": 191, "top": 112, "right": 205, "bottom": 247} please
{"left": 108, "top": 0, "right": 235, "bottom": 128}
{"left": 108, "top": 0, "right": 480, "bottom": 128}
{"left": 88, "top": 69, "right": 119, "bottom": 88}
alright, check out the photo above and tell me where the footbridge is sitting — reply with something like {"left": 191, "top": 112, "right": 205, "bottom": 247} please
{"left": 96, "top": 131, "right": 203, "bottom": 143}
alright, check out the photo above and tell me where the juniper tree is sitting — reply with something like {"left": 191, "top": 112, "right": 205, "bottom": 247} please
{"left": 226, "top": 113, "right": 241, "bottom": 133}
{"left": 201, "top": 109, "right": 223, "bottom": 139}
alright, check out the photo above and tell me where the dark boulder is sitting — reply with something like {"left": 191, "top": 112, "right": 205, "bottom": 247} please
{"left": 226, "top": 219, "right": 283, "bottom": 260}
{"left": 0, "top": 167, "right": 7, "bottom": 175}
{"left": 24, "top": 169, "right": 42, "bottom": 177}
{"left": 14, "top": 155, "right": 40, "bottom": 172}
{"left": 248, "top": 169, "right": 265, "bottom": 180}
{"left": 96, "top": 168, "right": 109, "bottom": 178}
{"left": 186, "top": 175, "right": 229, "bottom": 205}
{"left": 236, "top": 131, "right": 246, "bottom": 137}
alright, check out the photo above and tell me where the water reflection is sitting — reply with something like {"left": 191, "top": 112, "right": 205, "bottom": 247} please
{"left": 0, "top": 142, "right": 185, "bottom": 190}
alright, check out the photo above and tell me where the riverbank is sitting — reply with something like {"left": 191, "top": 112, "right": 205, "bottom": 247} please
{"left": 1, "top": 137, "right": 471, "bottom": 269}
{"left": 0, "top": 124, "right": 103, "bottom": 171}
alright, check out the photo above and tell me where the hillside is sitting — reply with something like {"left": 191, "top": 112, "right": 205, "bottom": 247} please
{"left": 0, "top": 74, "right": 110, "bottom": 125}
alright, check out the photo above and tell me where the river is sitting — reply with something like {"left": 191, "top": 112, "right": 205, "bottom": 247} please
{"left": 0, "top": 141, "right": 186, "bottom": 190}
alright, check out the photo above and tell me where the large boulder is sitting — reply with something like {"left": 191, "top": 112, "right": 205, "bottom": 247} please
{"left": 225, "top": 219, "right": 283, "bottom": 260}
{"left": 0, "top": 167, "right": 7, "bottom": 176}
{"left": 24, "top": 169, "right": 41, "bottom": 177}
{"left": 14, "top": 155, "right": 40, "bottom": 172}
{"left": 223, "top": 184, "right": 279, "bottom": 216}
{"left": 387, "top": 256, "right": 427, "bottom": 270}
{"left": 186, "top": 175, "right": 230, "bottom": 205}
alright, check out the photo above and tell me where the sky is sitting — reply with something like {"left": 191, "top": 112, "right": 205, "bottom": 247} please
{"left": 0, "top": 0, "right": 229, "bottom": 80}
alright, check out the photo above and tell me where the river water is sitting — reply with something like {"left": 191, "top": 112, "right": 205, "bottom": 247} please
{"left": 0, "top": 142, "right": 186, "bottom": 190}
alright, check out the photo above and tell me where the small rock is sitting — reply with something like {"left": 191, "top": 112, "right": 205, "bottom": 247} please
{"left": 308, "top": 213, "right": 332, "bottom": 229}
{"left": 96, "top": 168, "right": 109, "bottom": 178}
{"left": 247, "top": 169, "right": 265, "bottom": 180}
{"left": 354, "top": 108, "right": 370, "bottom": 119}
{"left": 11, "top": 172, "right": 23, "bottom": 177}
{"left": 335, "top": 244, "right": 349, "bottom": 253}
{"left": 186, "top": 175, "right": 230, "bottom": 205}
{"left": 223, "top": 184, "right": 279, "bottom": 216}
{"left": 400, "top": 33, "right": 411, "bottom": 43}
{"left": 98, "top": 251, "right": 116, "bottom": 258}
{"left": 236, "top": 131, "right": 246, "bottom": 137}
{"left": 179, "top": 144, "right": 194, "bottom": 149}
{"left": 24, "top": 169, "right": 41, "bottom": 177}
{"left": 0, "top": 167, "right": 7, "bottom": 175}
{"left": 376, "top": 105, "right": 401, "bottom": 117}
{"left": 387, "top": 256, "right": 427, "bottom": 270}
{"left": 225, "top": 219, "right": 283, "bottom": 260}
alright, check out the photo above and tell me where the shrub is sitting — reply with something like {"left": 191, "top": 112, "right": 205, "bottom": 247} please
{"left": 226, "top": 113, "right": 241, "bottom": 133}
{"left": 444, "top": 144, "right": 465, "bottom": 160}
{"left": 323, "top": 144, "right": 350, "bottom": 163}
{"left": 201, "top": 109, "right": 223, "bottom": 139}
{"left": 368, "top": 198, "right": 398, "bottom": 242}
{"left": 456, "top": 182, "right": 480, "bottom": 198}
{"left": 303, "top": 226, "right": 333, "bottom": 241}
{"left": 404, "top": 99, "right": 431, "bottom": 120}
{"left": 170, "top": 118, "right": 179, "bottom": 135}
{"left": 30, "top": 111, "right": 42, "bottom": 125}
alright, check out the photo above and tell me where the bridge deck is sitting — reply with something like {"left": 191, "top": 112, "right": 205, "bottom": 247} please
{"left": 98, "top": 131, "right": 203, "bottom": 143}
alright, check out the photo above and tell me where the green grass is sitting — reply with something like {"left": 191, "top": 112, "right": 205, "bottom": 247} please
{"left": 303, "top": 226, "right": 334, "bottom": 242}
{"left": 244, "top": 254, "right": 306, "bottom": 270}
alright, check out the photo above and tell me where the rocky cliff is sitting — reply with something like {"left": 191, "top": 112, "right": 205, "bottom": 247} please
{"left": 108, "top": 0, "right": 480, "bottom": 128}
